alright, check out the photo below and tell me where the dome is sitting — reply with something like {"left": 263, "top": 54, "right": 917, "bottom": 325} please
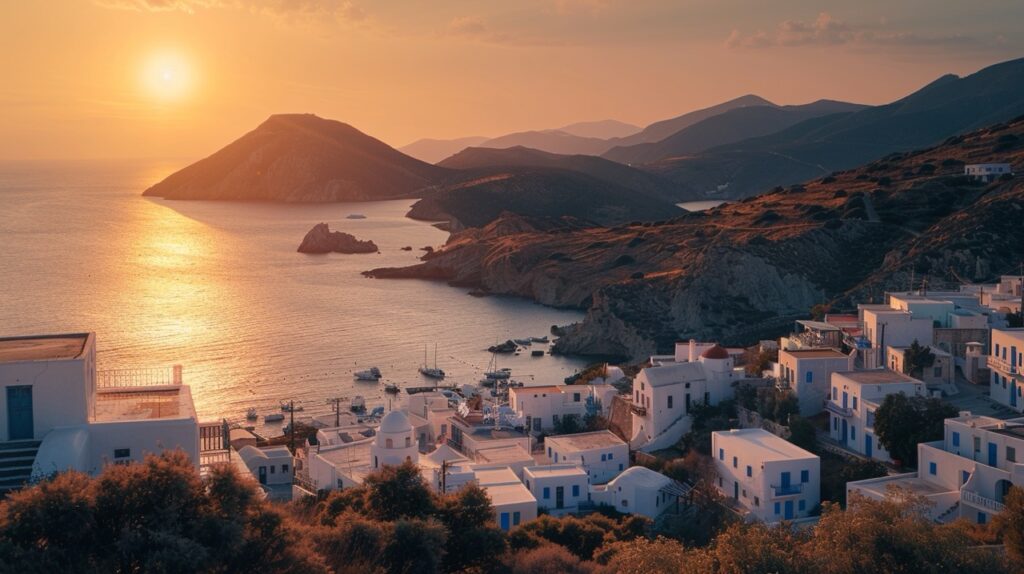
{"left": 701, "top": 344, "right": 730, "bottom": 360}
{"left": 379, "top": 410, "right": 413, "bottom": 434}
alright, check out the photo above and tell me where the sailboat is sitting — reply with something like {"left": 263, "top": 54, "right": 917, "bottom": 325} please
{"left": 484, "top": 351, "right": 511, "bottom": 380}
{"left": 419, "top": 344, "right": 446, "bottom": 379}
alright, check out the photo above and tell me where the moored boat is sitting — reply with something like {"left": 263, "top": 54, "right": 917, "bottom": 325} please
{"left": 246, "top": 407, "right": 258, "bottom": 420}
{"left": 354, "top": 367, "right": 382, "bottom": 381}
{"left": 264, "top": 413, "right": 285, "bottom": 423}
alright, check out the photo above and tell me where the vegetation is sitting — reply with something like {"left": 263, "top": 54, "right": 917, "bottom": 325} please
{"left": 873, "top": 393, "right": 958, "bottom": 467}
{"left": 901, "top": 339, "right": 936, "bottom": 378}
{"left": 0, "top": 451, "right": 1015, "bottom": 573}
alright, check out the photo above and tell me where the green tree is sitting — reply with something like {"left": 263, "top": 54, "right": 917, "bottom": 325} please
{"left": 1006, "top": 311, "right": 1024, "bottom": 328}
{"left": 382, "top": 518, "right": 448, "bottom": 574}
{"left": 902, "top": 339, "right": 936, "bottom": 378}
{"left": 362, "top": 460, "right": 439, "bottom": 521}
{"left": 787, "top": 416, "right": 818, "bottom": 453}
{"left": 873, "top": 393, "right": 957, "bottom": 467}
{"left": 437, "top": 483, "right": 507, "bottom": 572}
{"left": 994, "top": 486, "right": 1024, "bottom": 563}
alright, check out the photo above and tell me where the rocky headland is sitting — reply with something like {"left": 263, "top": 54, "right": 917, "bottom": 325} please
{"left": 298, "top": 223, "right": 378, "bottom": 254}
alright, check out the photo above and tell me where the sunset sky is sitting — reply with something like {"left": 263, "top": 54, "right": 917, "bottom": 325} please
{"left": 2, "top": 0, "right": 1022, "bottom": 161}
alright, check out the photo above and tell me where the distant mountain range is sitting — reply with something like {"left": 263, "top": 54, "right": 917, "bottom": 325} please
{"left": 398, "top": 136, "right": 488, "bottom": 165}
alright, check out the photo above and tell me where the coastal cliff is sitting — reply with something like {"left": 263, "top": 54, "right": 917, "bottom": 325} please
{"left": 367, "top": 118, "right": 1024, "bottom": 359}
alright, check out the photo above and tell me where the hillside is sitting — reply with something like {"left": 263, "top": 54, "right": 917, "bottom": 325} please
{"left": 400, "top": 136, "right": 488, "bottom": 164}
{"left": 406, "top": 168, "right": 683, "bottom": 229}
{"left": 612, "top": 94, "right": 775, "bottom": 147}
{"left": 368, "top": 117, "right": 1024, "bottom": 358}
{"left": 437, "top": 146, "right": 688, "bottom": 201}
{"left": 143, "top": 114, "right": 450, "bottom": 202}
{"left": 651, "top": 57, "right": 1024, "bottom": 199}
{"left": 602, "top": 100, "right": 866, "bottom": 164}
{"left": 476, "top": 129, "right": 614, "bottom": 156}
{"left": 556, "top": 119, "right": 640, "bottom": 139}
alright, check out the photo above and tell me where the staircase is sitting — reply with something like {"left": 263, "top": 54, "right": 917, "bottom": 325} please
{"left": 0, "top": 440, "right": 41, "bottom": 496}
{"left": 936, "top": 501, "right": 960, "bottom": 523}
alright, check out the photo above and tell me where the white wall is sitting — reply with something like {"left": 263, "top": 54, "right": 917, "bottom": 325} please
{"left": 524, "top": 467, "right": 588, "bottom": 515}
{"left": 779, "top": 352, "right": 851, "bottom": 416}
{"left": 545, "top": 440, "right": 628, "bottom": 484}
{"left": 0, "top": 353, "right": 92, "bottom": 442}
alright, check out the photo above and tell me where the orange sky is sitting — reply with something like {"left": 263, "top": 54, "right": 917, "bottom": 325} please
{"left": 1, "top": 0, "right": 1021, "bottom": 161}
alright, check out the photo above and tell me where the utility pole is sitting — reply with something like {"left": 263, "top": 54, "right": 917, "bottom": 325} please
{"left": 441, "top": 459, "right": 448, "bottom": 493}
{"left": 289, "top": 400, "right": 296, "bottom": 453}
{"left": 326, "top": 397, "right": 345, "bottom": 427}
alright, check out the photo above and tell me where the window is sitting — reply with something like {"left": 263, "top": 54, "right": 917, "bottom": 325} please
{"left": 974, "top": 437, "right": 981, "bottom": 452}
{"left": 543, "top": 487, "right": 550, "bottom": 499}
{"left": 833, "top": 418, "right": 838, "bottom": 431}
{"left": 641, "top": 382, "right": 645, "bottom": 390}
{"left": 978, "top": 512, "right": 986, "bottom": 525}
{"left": 754, "top": 496, "right": 760, "bottom": 507}
{"left": 774, "top": 502, "right": 781, "bottom": 515}
{"left": 742, "top": 489, "right": 747, "bottom": 498}
{"left": 1008, "top": 446, "right": 1017, "bottom": 463}
{"left": 619, "top": 463, "right": 624, "bottom": 471}
{"left": 952, "top": 431, "right": 960, "bottom": 447}
{"left": 851, "top": 426, "right": 856, "bottom": 441}
{"left": 405, "top": 437, "right": 411, "bottom": 447}
{"left": 746, "top": 465, "right": 752, "bottom": 477}
{"left": 668, "top": 395, "right": 674, "bottom": 409}
{"left": 799, "top": 500, "right": 806, "bottom": 511}
{"left": 282, "top": 464, "right": 289, "bottom": 473}
{"left": 573, "top": 392, "right": 581, "bottom": 402}
{"left": 572, "top": 485, "right": 580, "bottom": 497}
{"left": 719, "top": 448, "right": 725, "bottom": 461}
{"left": 800, "top": 470, "right": 809, "bottom": 483}
{"left": 547, "top": 447, "right": 552, "bottom": 457}
{"left": 608, "top": 453, "right": 614, "bottom": 460}
{"left": 621, "top": 499, "right": 628, "bottom": 507}
{"left": 832, "top": 387, "right": 838, "bottom": 400}
{"left": 929, "top": 462, "right": 937, "bottom": 475}
{"left": 601, "top": 453, "right": 607, "bottom": 461}
{"left": 114, "top": 448, "right": 131, "bottom": 459}
{"left": 805, "top": 371, "right": 812, "bottom": 384}
{"left": 733, "top": 456, "right": 738, "bottom": 469}
{"left": 685, "top": 394, "right": 691, "bottom": 412}
{"left": 513, "top": 511, "right": 521, "bottom": 526}
{"left": 933, "top": 366, "right": 942, "bottom": 377}
{"left": 852, "top": 397, "right": 858, "bottom": 410}
{"left": 386, "top": 438, "right": 393, "bottom": 448}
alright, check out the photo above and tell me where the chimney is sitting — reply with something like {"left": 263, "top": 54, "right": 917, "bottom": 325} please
{"left": 689, "top": 339, "right": 697, "bottom": 362}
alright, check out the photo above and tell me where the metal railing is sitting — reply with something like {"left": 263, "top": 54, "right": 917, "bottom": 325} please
{"left": 988, "top": 355, "right": 1018, "bottom": 375}
{"left": 961, "top": 490, "right": 1006, "bottom": 513}
{"left": 825, "top": 402, "right": 853, "bottom": 417}
{"left": 97, "top": 365, "right": 182, "bottom": 389}
{"left": 630, "top": 404, "right": 647, "bottom": 416}
{"left": 771, "top": 483, "right": 804, "bottom": 496}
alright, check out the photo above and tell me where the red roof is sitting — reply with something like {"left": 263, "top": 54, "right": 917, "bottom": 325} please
{"left": 701, "top": 344, "right": 730, "bottom": 359}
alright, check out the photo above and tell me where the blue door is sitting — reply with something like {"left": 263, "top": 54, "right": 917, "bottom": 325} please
{"left": 1012, "top": 383, "right": 1018, "bottom": 407}
{"left": 784, "top": 500, "right": 794, "bottom": 520}
{"left": 500, "top": 512, "right": 510, "bottom": 530}
{"left": 988, "top": 443, "right": 997, "bottom": 467}
{"left": 865, "top": 435, "right": 873, "bottom": 458}
{"left": 781, "top": 471, "right": 791, "bottom": 490}
{"left": 733, "top": 481, "right": 739, "bottom": 499}
{"left": 6, "top": 386, "right": 33, "bottom": 440}
{"left": 841, "top": 419, "right": 848, "bottom": 444}
{"left": 842, "top": 391, "right": 848, "bottom": 408}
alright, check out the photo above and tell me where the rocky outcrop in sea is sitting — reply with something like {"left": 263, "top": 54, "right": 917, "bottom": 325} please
{"left": 298, "top": 223, "right": 378, "bottom": 254}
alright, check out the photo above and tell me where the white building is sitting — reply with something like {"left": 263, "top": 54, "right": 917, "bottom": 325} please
{"left": 631, "top": 343, "right": 747, "bottom": 451}
{"left": 509, "top": 385, "right": 588, "bottom": 433}
{"left": 523, "top": 464, "right": 589, "bottom": 515}
{"left": 861, "top": 308, "right": 934, "bottom": 369}
{"left": 778, "top": 348, "right": 854, "bottom": 416}
{"left": 712, "top": 429, "right": 820, "bottom": 523}
{"left": 371, "top": 410, "right": 419, "bottom": 470}
{"left": 990, "top": 329, "right": 1024, "bottom": 413}
{"left": 545, "top": 430, "right": 628, "bottom": 483}
{"left": 473, "top": 466, "right": 538, "bottom": 530}
{"left": 0, "top": 333, "right": 204, "bottom": 495}
{"left": 590, "top": 466, "right": 686, "bottom": 519}
{"left": 886, "top": 345, "right": 954, "bottom": 393}
{"left": 827, "top": 370, "right": 928, "bottom": 463}
{"left": 965, "top": 163, "right": 1013, "bottom": 182}
{"left": 849, "top": 412, "right": 1024, "bottom": 525}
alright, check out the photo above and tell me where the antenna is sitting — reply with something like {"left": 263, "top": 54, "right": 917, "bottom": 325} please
{"left": 326, "top": 397, "right": 346, "bottom": 427}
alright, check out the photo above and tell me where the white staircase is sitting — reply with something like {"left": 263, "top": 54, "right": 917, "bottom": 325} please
{"left": 0, "top": 440, "right": 41, "bottom": 496}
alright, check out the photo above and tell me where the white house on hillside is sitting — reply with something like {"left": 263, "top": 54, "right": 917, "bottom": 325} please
{"left": 990, "top": 328, "right": 1024, "bottom": 413}
{"left": 472, "top": 466, "right": 538, "bottom": 530}
{"left": 860, "top": 308, "right": 934, "bottom": 369}
{"left": 544, "top": 430, "right": 628, "bottom": 483}
{"left": 827, "top": 370, "right": 927, "bottom": 463}
{"left": 712, "top": 428, "right": 820, "bottom": 523}
{"left": 1, "top": 333, "right": 205, "bottom": 495}
{"left": 965, "top": 163, "right": 1013, "bottom": 182}
{"left": 523, "top": 464, "right": 588, "bottom": 515}
{"left": 590, "top": 466, "right": 688, "bottom": 519}
{"left": 778, "top": 348, "right": 853, "bottom": 416}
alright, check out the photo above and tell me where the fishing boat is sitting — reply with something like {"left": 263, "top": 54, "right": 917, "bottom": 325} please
{"left": 384, "top": 383, "right": 401, "bottom": 394}
{"left": 346, "top": 213, "right": 367, "bottom": 219}
{"left": 280, "top": 401, "right": 304, "bottom": 413}
{"left": 530, "top": 336, "right": 549, "bottom": 343}
{"left": 264, "top": 413, "right": 285, "bottom": 423}
{"left": 484, "top": 354, "right": 511, "bottom": 380}
{"left": 354, "top": 367, "right": 382, "bottom": 381}
{"left": 513, "top": 338, "right": 533, "bottom": 346}
{"left": 351, "top": 395, "right": 367, "bottom": 413}
{"left": 419, "top": 344, "right": 446, "bottom": 379}
{"left": 245, "top": 407, "right": 258, "bottom": 420}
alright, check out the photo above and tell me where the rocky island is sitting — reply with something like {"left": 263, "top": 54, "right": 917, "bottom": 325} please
{"left": 298, "top": 223, "right": 378, "bottom": 254}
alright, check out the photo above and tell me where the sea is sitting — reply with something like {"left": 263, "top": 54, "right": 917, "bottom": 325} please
{"left": 0, "top": 159, "right": 587, "bottom": 433}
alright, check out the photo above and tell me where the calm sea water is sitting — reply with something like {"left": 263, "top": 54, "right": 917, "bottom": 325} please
{"left": 0, "top": 160, "right": 586, "bottom": 431}
{"left": 677, "top": 200, "right": 728, "bottom": 211}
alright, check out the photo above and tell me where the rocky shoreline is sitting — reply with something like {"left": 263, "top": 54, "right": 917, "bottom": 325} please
{"left": 298, "top": 223, "right": 379, "bottom": 254}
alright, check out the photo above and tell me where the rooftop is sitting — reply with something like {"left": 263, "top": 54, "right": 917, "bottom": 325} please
{"left": 851, "top": 473, "right": 952, "bottom": 499}
{"left": 836, "top": 369, "right": 918, "bottom": 386}
{"left": 93, "top": 386, "right": 197, "bottom": 422}
{"left": 640, "top": 361, "right": 706, "bottom": 387}
{"left": 474, "top": 444, "right": 534, "bottom": 465}
{"left": 714, "top": 428, "right": 817, "bottom": 461}
{"left": 524, "top": 464, "right": 587, "bottom": 479}
{"left": 0, "top": 333, "right": 89, "bottom": 363}
{"left": 607, "top": 465, "right": 673, "bottom": 488}
{"left": 473, "top": 467, "right": 521, "bottom": 486}
{"left": 512, "top": 385, "right": 563, "bottom": 395}
{"left": 795, "top": 320, "right": 841, "bottom": 332}
{"left": 782, "top": 348, "right": 848, "bottom": 359}
{"left": 546, "top": 430, "right": 626, "bottom": 451}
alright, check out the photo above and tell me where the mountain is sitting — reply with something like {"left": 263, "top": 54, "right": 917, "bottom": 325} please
{"left": 143, "top": 114, "right": 450, "bottom": 202}
{"left": 437, "top": 146, "right": 689, "bottom": 201}
{"left": 602, "top": 100, "right": 867, "bottom": 164}
{"left": 407, "top": 168, "right": 682, "bottom": 230}
{"left": 652, "top": 57, "right": 1024, "bottom": 199}
{"left": 476, "top": 130, "right": 614, "bottom": 156}
{"left": 367, "top": 116, "right": 1024, "bottom": 359}
{"left": 399, "top": 136, "right": 489, "bottom": 164}
{"left": 613, "top": 94, "right": 776, "bottom": 147}
{"left": 556, "top": 119, "right": 640, "bottom": 139}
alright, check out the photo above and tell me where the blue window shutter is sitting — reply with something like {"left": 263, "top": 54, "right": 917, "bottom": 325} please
{"left": 543, "top": 487, "right": 550, "bottom": 499}
{"left": 800, "top": 470, "right": 809, "bottom": 483}
{"left": 952, "top": 432, "right": 960, "bottom": 447}
{"left": 719, "top": 448, "right": 724, "bottom": 461}
{"left": 805, "top": 371, "right": 812, "bottom": 384}
{"left": 572, "top": 485, "right": 580, "bottom": 497}
{"left": 929, "top": 462, "right": 937, "bottom": 475}
{"left": 774, "top": 502, "right": 781, "bottom": 514}
{"left": 608, "top": 453, "right": 613, "bottom": 460}
{"left": 746, "top": 465, "right": 752, "bottom": 477}
{"left": 799, "top": 500, "right": 806, "bottom": 511}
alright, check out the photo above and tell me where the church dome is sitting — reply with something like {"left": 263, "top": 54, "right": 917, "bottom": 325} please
{"left": 379, "top": 410, "right": 413, "bottom": 434}
{"left": 701, "top": 344, "right": 730, "bottom": 360}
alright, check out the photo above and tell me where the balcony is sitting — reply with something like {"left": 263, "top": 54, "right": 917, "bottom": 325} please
{"left": 825, "top": 401, "right": 853, "bottom": 417}
{"left": 961, "top": 490, "right": 1006, "bottom": 513}
{"left": 988, "top": 355, "right": 1019, "bottom": 375}
{"left": 771, "top": 483, "right": 804, "bottom": 497}
{"left": 774, "top": 377, "right": 791, "bottom": 391}
{"left": 630, "top": 403, "right": 647, "bottom": 416}
{"left": 97, "top": 365, "right": 183, "bottom": 389}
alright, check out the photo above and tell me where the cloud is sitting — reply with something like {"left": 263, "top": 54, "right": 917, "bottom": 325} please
{"left": 95, "top": 0, "right": 365, "bottom": 21}
{"left": 726, "top": 12, "right": 987, "bottom": 51}
{"left": 445, "top": 15, "right": 563, "bottom": 47}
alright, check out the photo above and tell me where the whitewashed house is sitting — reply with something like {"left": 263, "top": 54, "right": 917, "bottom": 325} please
{"left": 712, "top": 429, "right": 820, "bottom": 522}
{"left": 1, "top": 333, "right": 207, "bottom": 495}
{"left": 861, "top": 308, "right": 934, "bottom": 369}
{"left": 509, "top": 385, "right": 588, "bottom": 433}
{"left": 778, "top": 348, "right": 854, "bottom": 416}
{"left": 964, "top": 163, "right": 1013, "bottom": 182}
{"left": 589, "top": 466, "right": 687, "bottom": 518}
{"left": 827, "top": 370, "right": 928, "bottom": 463}
{"left": 886, "top": 344, "right": 954, "bottom": 392}
{"left": 523, "top": 464, "right": 589, "bottom": 515}
{"left": 545, "top": 430, "right": 628, "bottom": 483}
{"left": 473, "top": 466, "right": 538, "bottom": 530}
{"left": 631, "top": 343, "right": 746, "bottom": 451}
{"left": 848, "top": 412, "right": 1024, "bottom": 525}
{"left": 990, "top": 328, "right": 1024, "bottom": 413}
{"left": 238, "top": 445, "right": 293, "bottom": 486}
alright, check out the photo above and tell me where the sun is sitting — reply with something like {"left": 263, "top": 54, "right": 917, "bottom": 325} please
{"left": 141, "top": 50, "right": 195, "bottom": 104}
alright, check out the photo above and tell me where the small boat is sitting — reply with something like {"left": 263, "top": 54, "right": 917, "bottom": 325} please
{"left": 264, "top": 413, "right": 285, "bottom": 423}
{"left": 419, "top": 344, "right": 446, "bottom": 379}
{"left": 479, "top": 378, "right": 496, "bottom": 388}
{"left": 351, "top": 395, "right": 366, "bottom": 413}
{"left": 280, "top": 402, "right": 304, "bottom": 413}
{"left": 531, "top": 350, "right": 545, "bottom": 357}
{"left": 384, "top": 383, "right": 401, "bottom": 394}
{"left": 513, "top": 338, "right": 533, "bottom": 346}
{"left": 245, "top": 407, "right": 258, "bottom": 420}
{"left": 488, "top": 340, "right": 517, "bottom": 353}
{"left": 484, "top": 354, "right": 510, "bottom": 380}
{"left": 346, "top": 213, "right": 367, "bottom": 219}
{"left": 530, "top": 336, "right": 549, "bottom": 343}
{"left": 354, "top": 367, "right": 382, "bottom": 381}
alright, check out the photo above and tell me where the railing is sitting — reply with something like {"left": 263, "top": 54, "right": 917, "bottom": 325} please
{"left": 199, "top": 420, "right": 229, "bottom": 452}
{"left": 97, "top": 365, "right": 182, "bottom": 389}
{"left": 771, "top": 483, "right": 804, "bottom": 496}
{"left": 961, "top": 490, "right": 1006, "bottom": 513}
{"left": 630, "top": 404, "right": 647, "bottom": 416}
{"left": 774, "top": 376, "right": 791, "bottom": 390}
{"left": 825, "top": 402, "right": 853, "bottom": 417}
{"left": 987, "top": 355, "right": 1018, "bottom": 375}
